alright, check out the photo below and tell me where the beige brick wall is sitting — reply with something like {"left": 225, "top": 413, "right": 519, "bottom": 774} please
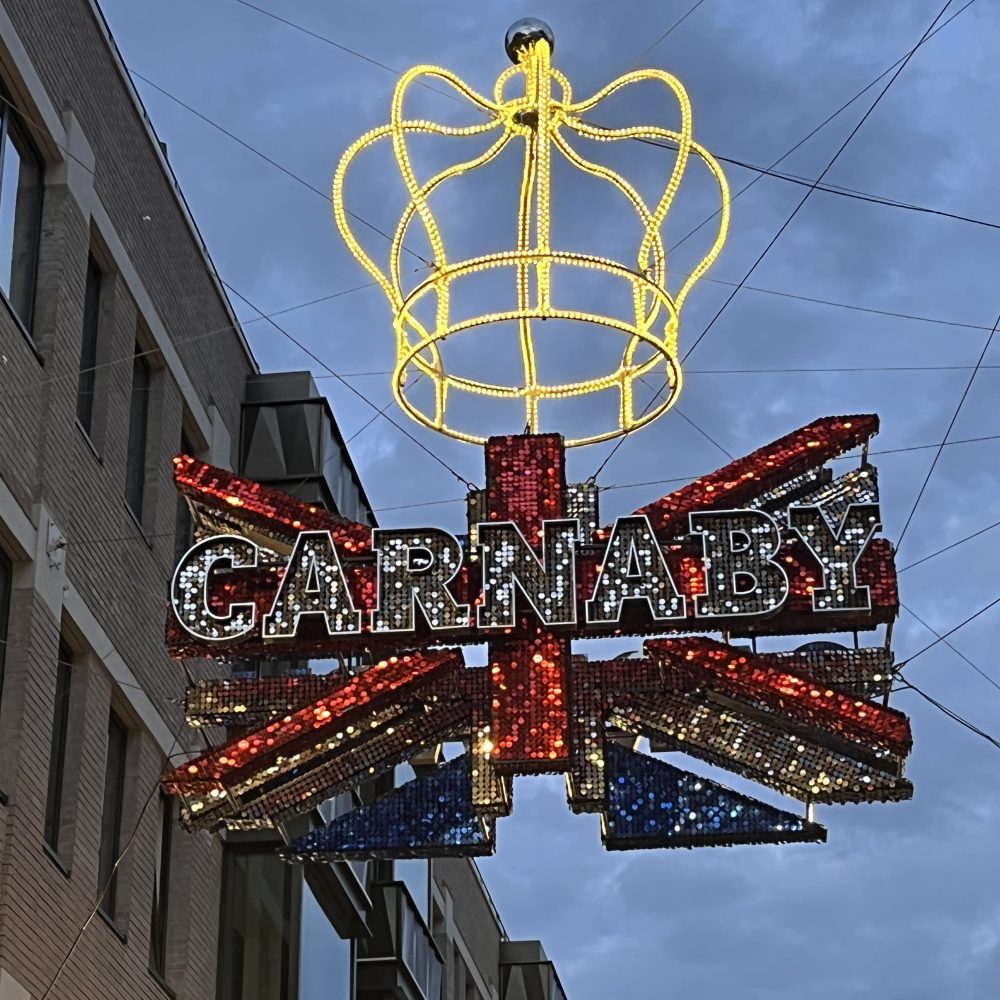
{"left": 0, "top": 2, "right": 255, "bottom": 998}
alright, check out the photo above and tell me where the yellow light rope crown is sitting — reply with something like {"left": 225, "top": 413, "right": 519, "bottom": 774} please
{"left": 334, "top": 18, "right": 730, "bottom": 447}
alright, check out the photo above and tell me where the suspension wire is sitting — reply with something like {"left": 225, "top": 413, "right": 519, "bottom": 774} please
{"left": 687, "top": 278, "right": 994, "bottom": 334}
{"left": 898, "top": 518, "right": 1000, "bottom": 573}
{"left": 896, "top": 680, "right": 1000, "bottom": 752}
{"left": 899, "top": 603, "right": 1000, "bottom": 695}
{"left": 672, "top": 406, "right": 735, "bottom": 461}
{"left": 589, "top": 0, "right": 971, "bottom": 483}
{"left": 231, "top": 0, "right": 477, "bottom": 108}
{"left": 895, "top": 310, "right": 1000, "bottom": 550}
{"left": 616, "top": 133, "right": 1000, "bottom": 233}
{"left": 661, "top": 0, "right": 977, "bottom": 259}
{"left": 636, "top": 375, "right": 734, "bottom": 461}
{"left": 38, "top": 715, "right": 192, "bottom": 1000}
{"left": 685, "top": 364, "right": 1000, "bottom": 374}
{"left": 346, "top": 380, "right": 418, "bottom": 445}
{"left": 896, "top": 592, "right": 1000, "bottom": 673}
{"left": 625, "top": 0, "right": 709, "bottom": 69}
{"left": 679, "top": 0, "right": 958, "bottom": 367}
{"left": 128, "top": 69, "right": 431, "bottom": 266}
{"left": 221, "top": 280, "right": 476, "bottom": 489}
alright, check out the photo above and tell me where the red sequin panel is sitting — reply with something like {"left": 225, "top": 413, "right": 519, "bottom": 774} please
{"left": 672, "top": 538, "right": 898, "bottom": 624}
{"left": 604, "top": 415, "right": 879, "bottom": 540}
{"left": 758, "top": 647, "right": 892, "bottom": 700}
{"left": 243, "top": 666, "right": 473, "bottom": 826}
{"left": 646, "top": 636, "right": 911, "bottom": 756}
{"left": 173, "top": 454, "right": 371, "bottom": 552}
{"left": 485, "top": 434, "right": 565, "bottom": 540}
{"left": 162, "top": 649, "right": 460, "bottom": 793}
{"left": 184, "top": 674, "right": 344, "bottom": 727}
{"left": 485, "top": 434, "right": 569, "bottom": 771}
{"left": 567, "top": 542, "right": 896, "bottom": 641}
{"left": 490, "top": 632, "right": 570, "bottom": 772}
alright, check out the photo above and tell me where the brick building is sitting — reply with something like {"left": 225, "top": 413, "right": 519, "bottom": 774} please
{"left": 0, "top": 2, "right": 568, "bottom": 999}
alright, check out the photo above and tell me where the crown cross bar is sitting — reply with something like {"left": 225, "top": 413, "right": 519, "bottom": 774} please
{"left": 515, "top": 31, "right": 555, "bottom": 433}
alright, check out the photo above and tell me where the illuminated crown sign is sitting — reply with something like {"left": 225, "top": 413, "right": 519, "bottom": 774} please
{"left": 157, "top": 21, "right": 913, "bottom": 866}
{"left": 334, "top": 18, "right": 730, "bottom": 446}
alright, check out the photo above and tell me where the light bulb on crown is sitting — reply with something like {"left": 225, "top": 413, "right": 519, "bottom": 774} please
{"left": 334, "top": 19, "right": 730, "bottom": 447}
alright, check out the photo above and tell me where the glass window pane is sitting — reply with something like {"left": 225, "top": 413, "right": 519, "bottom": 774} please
{"left": 77, "top": 256, "right": 102, "bottom": 433}
{"left": 43, "top": 642, "right": 73, "bottom": 851}
{"left": 98, "top": 712, "right": 128, "bottom": 917}
{"left": 395, "top": 858, "right": 429, "bottom": 922}
{"left": 0, "top": 550, "right": 10, "bottom": 712}
{"left": 0, "top": 138, "right": 19, "bottom": 297}
{"left": 299, "top": 883, "right": 351, "bottom": 1000}
{"left": 218, "top": 850, "right": 293, "bottom": 1000}
{"left": 125, "top": 346, "right": 151, "bottom": 518}
{"left": 0, "top": 124, "right": 42, "bottom": 328}
{"left": 150, "top": 794, "right": 172, "bottom": 979}
{"left": 174, "top": 433, "right": 195, "bottom": 563}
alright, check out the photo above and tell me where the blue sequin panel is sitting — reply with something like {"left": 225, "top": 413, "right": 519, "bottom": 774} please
{"left": 602, "top": 741, "right": 826, "bottom": 850}
{"left": 285, "top": 754, "right": 495, "bottom": 861}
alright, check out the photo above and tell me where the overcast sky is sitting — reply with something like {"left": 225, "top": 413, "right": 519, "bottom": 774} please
{"left": 100, "top": 2, "right": 1000, "bottom": 997}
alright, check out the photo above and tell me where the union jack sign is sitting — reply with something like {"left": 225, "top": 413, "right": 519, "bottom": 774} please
{"left": 162, "top": 415, "right": 911, "bottom": 857}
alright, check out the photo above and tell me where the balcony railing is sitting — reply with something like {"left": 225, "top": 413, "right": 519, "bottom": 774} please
{"left": 501, "top": 942, "right": 569, "bottom": 1000}
{"left": 502, "top": 961, "right": 569, "bottom": 1000}
{"left": 357, "top": 881, "right": 443, "bottom": 1000}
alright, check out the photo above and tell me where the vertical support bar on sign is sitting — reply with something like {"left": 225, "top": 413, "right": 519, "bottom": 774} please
{"left": 484, "top": 434, "right": 571, "bottom": 773}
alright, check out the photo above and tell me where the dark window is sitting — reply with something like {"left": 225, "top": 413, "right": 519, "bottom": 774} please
{"left": 76, "top": 255, "right": 102, "bottom": 434}
{"left": 0, "top": 550, "right": 10, "bottom": 712}
{"left": 126, "top": 345, "right": 152, "bottom": 519}
{"left": 174, "top": 432, "right": 194, "bottom": 564}
{"left": 149, "top": 794, "right": 172, "bottom": 980}
{"left": 218, "top": 848, "right": 296, "bottom": 1000}
{"left": 300, "top": 883, "right": 352, "bottom": 1000}
{"left": 0, "top": 108, "right": 43, "bottom": 332}
{"left": 98, "top": 711, "right": 128, "bottom": 919}
{"left": 43, "top": 640, "right": 73, "bottom": 852}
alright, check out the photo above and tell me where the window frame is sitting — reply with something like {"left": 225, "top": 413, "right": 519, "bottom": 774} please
{"left": 0, "top": 548, "right": 10, "bottom": 714}
{"left": 125, "top": 343, "right": 152, "bottom": 522}
{"left": 76, "top": 253, "right": 103, "bottom": 438}
{"left": 0, "top": 98, "right": 44, "bottom": 339}
{"left": 217, "top": 844, "right": 300, "bottom": 1000}
{"left": 98, "top": 709, "right": 128, "bottom": 921}
{"left": 149, "top": 793, "right": 173, "bottom": 982}
{"left": 173, "top": 431, "right": 195, "bottom": 564}
{"left": 43, "top": 639, "right": 73, "bottom": 854}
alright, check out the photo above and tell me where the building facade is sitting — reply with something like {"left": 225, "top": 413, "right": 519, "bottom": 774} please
{"left": 0, "top": 3, "right": 568, "bottom": 1000}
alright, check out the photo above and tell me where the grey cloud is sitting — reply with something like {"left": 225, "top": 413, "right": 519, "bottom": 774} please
{"left": 103, "top": 1, "right": 1000, "bottom": 996}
